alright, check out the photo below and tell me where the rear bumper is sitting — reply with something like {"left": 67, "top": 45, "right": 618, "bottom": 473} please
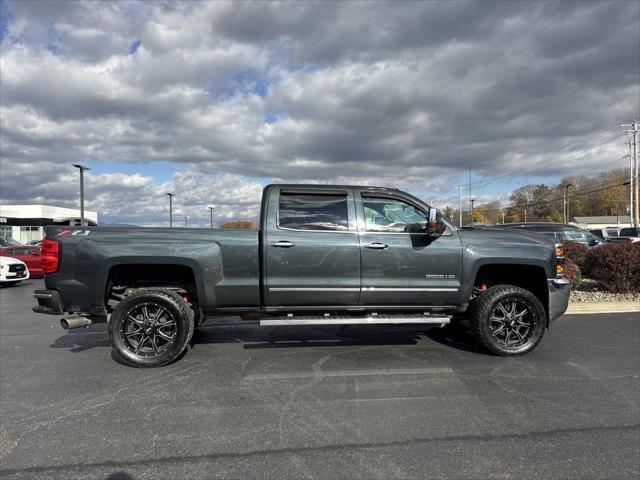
{"left": 33, "top": 289, "right": 65, "bottom": 315}
{"left": 548, "top": 278, "right": 570, "bottom": 323}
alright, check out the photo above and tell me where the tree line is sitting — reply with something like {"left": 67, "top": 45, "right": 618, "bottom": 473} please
{"left": 444, "top": 168, "right": 629, "bottom": 225}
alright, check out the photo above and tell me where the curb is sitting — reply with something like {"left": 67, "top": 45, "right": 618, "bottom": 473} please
{"left": 566, "top": 301, "right": 640, "bottom": 315}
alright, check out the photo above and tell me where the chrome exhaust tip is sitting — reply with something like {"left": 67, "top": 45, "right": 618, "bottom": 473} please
{"left": 60, "top": 316, "right": 93, "bottom": 330}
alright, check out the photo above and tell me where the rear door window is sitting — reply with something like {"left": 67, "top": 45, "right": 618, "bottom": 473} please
{"left": 278, "top": 193, "right": 349, "bottom": 231}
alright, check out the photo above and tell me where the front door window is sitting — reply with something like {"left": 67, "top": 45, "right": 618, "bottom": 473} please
{"left": 362, "top": 198, "right": 427, "bottom": 233}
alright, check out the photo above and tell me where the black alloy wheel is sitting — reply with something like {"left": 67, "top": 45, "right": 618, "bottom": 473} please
{"left": 109, "top": 289, "right": 194, "bottom": 367}
{"left": 488, "top": 298, "right": 536, "bottom": 349}
{"left": 471, "top": 285, "right": 546, "bottom": 356}
{"left": 121, "top": 303, "right": 178, "bottom": 357}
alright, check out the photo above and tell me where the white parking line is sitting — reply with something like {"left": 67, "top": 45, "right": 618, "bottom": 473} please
{"left": 245, "top": 367, "right": 453, "bottom": 381}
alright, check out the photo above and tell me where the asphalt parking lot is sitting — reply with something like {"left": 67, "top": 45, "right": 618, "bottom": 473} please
{"left": 1, "top": 279, "right": 639, "bottom": 479}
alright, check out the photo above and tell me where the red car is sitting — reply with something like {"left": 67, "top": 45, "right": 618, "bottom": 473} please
{"left": 0, "top": 246, "right": 43, "bottom": 277}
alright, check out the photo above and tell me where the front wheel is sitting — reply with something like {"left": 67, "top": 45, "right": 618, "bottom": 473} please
{"left": 471, "top": 285, "right": 546, "bottom": 356}
{"left": 109, "top": 289, "right": 195, "bottom": 367}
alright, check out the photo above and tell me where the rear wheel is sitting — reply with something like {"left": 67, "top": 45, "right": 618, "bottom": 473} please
{"left": 109, "top": 289, "right": 194, "bottom": 367}
{"left": 471, "top": 285, "right": 546, "bottom": 356}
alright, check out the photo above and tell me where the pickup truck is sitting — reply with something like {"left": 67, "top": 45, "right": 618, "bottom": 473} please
{"left": 33, "top": 184, "right": 570, "bottom": 367}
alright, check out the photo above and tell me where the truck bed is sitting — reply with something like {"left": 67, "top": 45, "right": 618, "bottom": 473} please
{"left": 42, "top": 226, "right": 260, "bottom": 315}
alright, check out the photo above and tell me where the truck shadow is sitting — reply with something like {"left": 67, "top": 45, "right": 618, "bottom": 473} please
{"left": 49, "top": 321, "right": 487, "bottom": 355}
{"left": 49, "top": 325, "right": 110, "bottom": 352}
{"left": 191, "top": 321, "right": 486, "bottom": 354}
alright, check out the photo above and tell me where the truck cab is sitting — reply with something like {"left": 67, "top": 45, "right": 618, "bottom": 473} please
{"left": 261, "top": 185, "right": 461, "bottom": 310}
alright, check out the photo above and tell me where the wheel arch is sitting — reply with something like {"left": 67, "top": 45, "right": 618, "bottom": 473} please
{"left": 468, "top": 262, "right": 550, "bottom": 323}
{"left": 103, "top": 260, "right": 206, "bottom": 308}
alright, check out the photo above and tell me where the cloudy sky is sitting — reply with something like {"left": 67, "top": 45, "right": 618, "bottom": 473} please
{"left": 0, "top": 0, "right": 638, "bottom": 226}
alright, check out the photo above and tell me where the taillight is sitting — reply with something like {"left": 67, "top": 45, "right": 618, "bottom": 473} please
{"left": 41, "top": 239, "right": 60, "bottom": 274}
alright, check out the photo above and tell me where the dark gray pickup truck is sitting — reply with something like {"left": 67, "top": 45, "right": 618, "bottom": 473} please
{"left": 34, "top": 184, "right": 570, "bottom": 367}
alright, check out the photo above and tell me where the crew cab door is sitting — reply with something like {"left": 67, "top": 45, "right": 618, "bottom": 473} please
{"left": 263, "top": 187, "right": 360, "bottom": 307}
{"left": 356, "top": 192, "right": 463, "bottom": 306}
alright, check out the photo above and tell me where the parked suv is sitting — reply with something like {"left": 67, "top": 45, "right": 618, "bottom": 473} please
{"left": 490, "top": 222, "right": 603, "bottom": 248}
{"left": 589, "top": 228, "right": 620, "bottom": 242}
{"left": 608, "top": 227, "right": 640, "bottom": 244}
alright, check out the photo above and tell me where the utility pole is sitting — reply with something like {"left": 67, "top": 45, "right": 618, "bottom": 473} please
{"left": 468, "top": 165, "right": 472, "bottom": 223}
{"left": 166, "top": 193, "right": 174, "bottom": 228}
{"left": 72, "top": 164, "right": 90, "bottom": 226}
{"left": 184, "top": 216, "right": 188, "bottom": 228}
{"left": 208, "top": 206, "right": 214, "bottom": 229}
{"left": 563, "top": 183, "right": 573, "bottom": 224}
{"left": 622, "top": 120, "right": 639, "bottom": 227}
{"left": 458, "top": 186, "right": 463, "bottom": 227}
{"left": 470, "top": 199, "right": 475, "bottom": 224}
{"left": 524, "top": 206, "right": 528, "bottom": 222}
{"left": 502, "top": 210, "right": 505, "bottom": 224}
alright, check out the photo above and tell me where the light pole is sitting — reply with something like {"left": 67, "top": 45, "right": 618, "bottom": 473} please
{"left": 470, "top": 199, "right": 475, "bottom": 224}
{"left": 184, "top": 216, "right": 188, "bottom": 228}
{"left": 166, "top": 193, "right": 174, "bottom": 228}
{"left": 208, "top": 206, "right": 214, "bottom": 229}
{"left": 502, "top": 210, "right": 505, "bottom": 224}
{"left": 72, "top": 164, "right": 90, "bottom": 226}
{"left": 563, "top": 183, "right": 573, "bottom": 224}
{"left": 458, "top": 186, "right": 463, "bottom": 227}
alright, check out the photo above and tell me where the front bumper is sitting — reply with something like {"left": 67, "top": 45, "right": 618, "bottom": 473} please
{"left": 0, "top": 269, "right": 30, "bottom": 282}
{"left": 548, "top": 278, "right": 570, "bottom": 323}
{"left": 33, "top": 289, "right": 65, "bottom": 315}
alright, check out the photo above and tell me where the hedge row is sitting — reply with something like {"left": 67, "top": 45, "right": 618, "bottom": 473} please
{"left": 561, "top": 241, "right": 640, "bottom": 293}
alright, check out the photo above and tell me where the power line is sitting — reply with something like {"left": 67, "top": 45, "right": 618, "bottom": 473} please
{"left": 452, "top": 175, "right": 627, "bottom": 213}
{"left": 441, "top": 125, "right": 621, "bottom": 196}
{"left": 475, "top": 178, "right": 628, "bottom": 214}
{"left": 470, "top": 126, "right": 621, "bottom": 190}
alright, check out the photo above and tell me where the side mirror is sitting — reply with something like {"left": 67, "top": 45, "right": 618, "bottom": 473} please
{"left": 427, "top": 208, "right": 444, "bottom": 238}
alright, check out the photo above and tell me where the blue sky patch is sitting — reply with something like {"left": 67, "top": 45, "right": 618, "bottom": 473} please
{"left": 0, "top": 0, "right": 13, "bottom": 43}
{"left": 89, "top": 159, "right": 175, "bottom": 183}
{"left": 129, "top": 39, "right": 141, "bottom": 54}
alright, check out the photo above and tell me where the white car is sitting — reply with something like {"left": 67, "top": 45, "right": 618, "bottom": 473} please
{"left": 0, "top": 256, "right": 30, "bottom": 286}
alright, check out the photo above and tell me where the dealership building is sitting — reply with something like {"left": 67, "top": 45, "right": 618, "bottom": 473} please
{"left": 0, "top": 204, "right": 98, "bottom": 244}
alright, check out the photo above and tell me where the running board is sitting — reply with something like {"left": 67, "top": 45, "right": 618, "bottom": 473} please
{"left": 260, "top": 314, "right": 451, "bottom": 327}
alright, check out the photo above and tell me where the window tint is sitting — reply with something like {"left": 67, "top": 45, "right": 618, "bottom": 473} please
{"left": 279, "top": 193, "right": 349, "bottom": 231}
{"left": 620, "top": 228, "right": 638, "bottom": 236}
{"left": 527, "top": 225, "right": 560, "bottom": 233}
{"left": 363, "top": 197, "right": 427, "bottom": 233}
{"left": 605, "top": 229, "right": 619, "bottom": 237}
{"left": 562, "top": 227, "right": 589, "bottom": 242}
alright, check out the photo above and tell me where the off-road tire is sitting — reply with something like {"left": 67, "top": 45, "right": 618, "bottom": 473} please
{"left": 109, "top": 289, "right": 195, "bottom": 367}
{"left": 471, "top": 285, "right": 546, "bottom": 356}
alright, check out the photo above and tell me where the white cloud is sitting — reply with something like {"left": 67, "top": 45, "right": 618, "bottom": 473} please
{"left": 0, "top": 0, "right": 638, "bottom": 224}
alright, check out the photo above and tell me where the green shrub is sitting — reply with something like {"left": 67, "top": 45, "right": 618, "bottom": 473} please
{"left": 562, "top": 258, "right": 582, "bottom": 289}
{"left": 561, "top": 240, "right": 589, "bottom": 270}
{"left": 584, "top": 244, "right": 640, "bottom": 293}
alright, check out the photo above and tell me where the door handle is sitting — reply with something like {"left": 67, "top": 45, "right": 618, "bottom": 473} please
{"left": 365, "top": 242, "right": 388, "bottom": 250}
{"left": 270, "top": 240, "right": 296, "bottom": 248}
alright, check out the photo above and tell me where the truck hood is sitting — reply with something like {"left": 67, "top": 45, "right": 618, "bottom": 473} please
{"left": 457, "top": 228, "right": 555, "bottom": 249}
